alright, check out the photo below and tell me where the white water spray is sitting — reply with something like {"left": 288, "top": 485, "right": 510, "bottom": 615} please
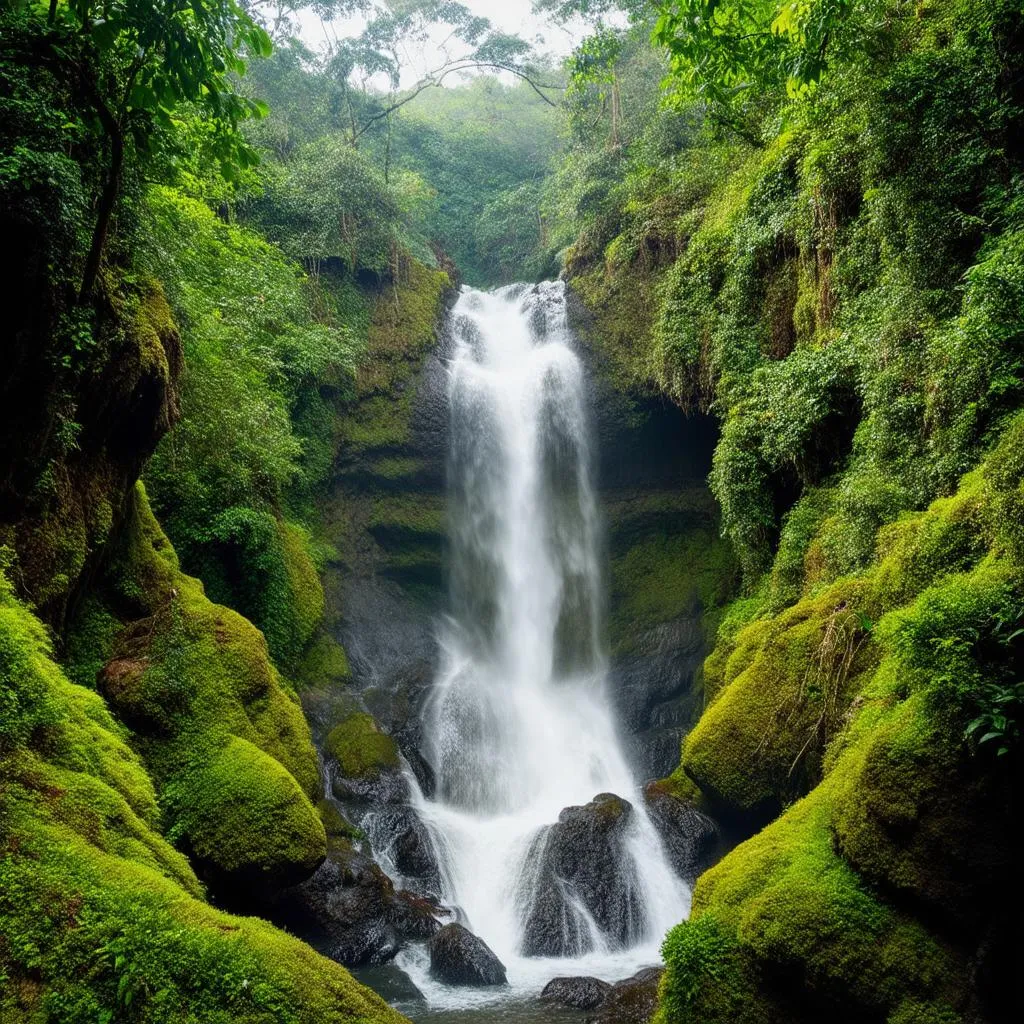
{"left": 396, "top": 283, "right": 689, "bottom": 1008}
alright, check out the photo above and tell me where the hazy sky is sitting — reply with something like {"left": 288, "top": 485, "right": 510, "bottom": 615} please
{"left": 295, "top": 0, "right": 593, "bottom": 86}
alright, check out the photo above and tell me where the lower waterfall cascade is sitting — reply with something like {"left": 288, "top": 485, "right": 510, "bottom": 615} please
{"left": 389, "top": 282, "right": 691, "bottom": 1009}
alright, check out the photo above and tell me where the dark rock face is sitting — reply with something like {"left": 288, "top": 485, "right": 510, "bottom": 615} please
{"left": 330, "top": 762, "right": 411, "bottom": 806}
{"left": 276, "top": 842, "right": 443, "bottom": 966}
{"left": 643, "top": 782, "right": 723, "bottom": 884}
{"left": 610, "top": 618, "right": 707, "bottom": 780}
{"left": 594, "top": 967, "right": 664, "bottom": 1024}
{"left": 565, "top": 288, "right": 737, "bottom": 781}
{"left": 429, "top": 923, "right": 507, "bottom": 986}
{"left": 540, "top": 975, "right": 612, "bottom": 1010}
{"left": 520, "top": 793, "right": 645, "bottom": 957}
{"left": 360, "top": 805, "right": 443, "bottom": 897}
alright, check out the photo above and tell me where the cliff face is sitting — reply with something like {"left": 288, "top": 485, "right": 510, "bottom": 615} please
{"left": 568, "top": 290, "right": 739, "bottom": 779}
{"left": 308, "top": 260, "right": 453, "bottom": 789}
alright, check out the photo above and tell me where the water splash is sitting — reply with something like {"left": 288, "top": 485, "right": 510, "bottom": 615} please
{"left": 397, "top": 283, "right": 689, "bottom": 1007}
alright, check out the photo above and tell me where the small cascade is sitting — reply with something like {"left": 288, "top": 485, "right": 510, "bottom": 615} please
{"left": 392, "top": 283, "right": 691, "bottom": 1008}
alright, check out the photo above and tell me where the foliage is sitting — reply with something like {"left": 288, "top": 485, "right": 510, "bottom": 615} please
{"left": 141, "top": 186, "right": 351, "bottom": 667}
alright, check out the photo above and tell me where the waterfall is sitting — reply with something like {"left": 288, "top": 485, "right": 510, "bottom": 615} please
{"left": 396, "top": 282, "right": 689, "bottom": 1007}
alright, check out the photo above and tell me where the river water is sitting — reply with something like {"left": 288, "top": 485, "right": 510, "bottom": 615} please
{"left": 368, "top": 283, "right": 689, "bottom": 1017}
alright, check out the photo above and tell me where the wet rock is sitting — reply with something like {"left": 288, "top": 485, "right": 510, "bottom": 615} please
{"left": 593, "top": 967, "right": 664, "bottom": 1024}
{"left": 352, "top": 963, "right": 427, "bottom": 1008}
{"left": 643, "top": 782, "right": 722, "bottom": 884}
{"left": 277, "top": 842, "right": 442, "bottom": 966}
{"left": 610, "top": 619, "right": 706, "bottom": 779}
{"left": 391, "top": 889, "right": 446, "bottom": 940}
{"left": 359, "top": 805, "right": 442, "bottom": 895}
{"left": 540, "top": 975, "right": 612, "bottom": 1010}
{"left": 331, "top": 765, "right": 411, "bottom": 805}
{"left": 520, "top": 793, "right": 645, "bottom": 957}
{"left": 429, "top": 923, "right": 508, "bottom": 986}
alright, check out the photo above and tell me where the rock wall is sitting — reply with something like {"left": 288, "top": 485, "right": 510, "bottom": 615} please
{"left": 568, "top": 287, "right": 739, "bottom": 780}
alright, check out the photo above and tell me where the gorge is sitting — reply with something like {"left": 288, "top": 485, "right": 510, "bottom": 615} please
{"left": 2, "top": 2, "right": 1022, "bottom": 1023}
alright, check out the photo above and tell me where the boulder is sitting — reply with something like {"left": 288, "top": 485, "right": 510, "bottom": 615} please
{"left": 540, "top": 975, "right": 612, "bottom": 1010}
{"left": 593, "top": 967, "right": 664, "bottom": 1024}
{"left": 326, "top": 712, "right": 412, "bottom": 805}
{"left": 359, "top": 805, "right": 443, "bottom": 896}
{"left": 643, "top": 781, "right": 722, "bottom": 884}
{"left": 278, "top": 842, "right": 441, "bottom": 966}
{"left": 520, "top": 793, "right": 645, "bottom": 956}
{"left": 429, "top": 923, "right": 507, "bottom": 986}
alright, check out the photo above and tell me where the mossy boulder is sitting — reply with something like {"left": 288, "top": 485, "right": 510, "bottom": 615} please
{"left": 681, "top": 578, "right": 876, "bottom": 822}
{"left": 167, "top": 736, "right": 326, "bottom": 889}
{"left": 326, "top": 712, "right": 410, "bottom": 805}
{"left": 72, "top": 484, "right": 326, "bottom": 893}
{"left": 660, "top": 781, "right": 964, "bottom": 1024}
{"left": 0, "top": 567, "right": 406, "bottom": 1024}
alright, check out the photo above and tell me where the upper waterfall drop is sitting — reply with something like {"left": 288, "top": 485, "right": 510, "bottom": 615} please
{"left": 399, "top": 282, "right": 690, "bottom": 1006}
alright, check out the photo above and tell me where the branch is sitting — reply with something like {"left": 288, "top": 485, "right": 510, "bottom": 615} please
{"left": 351, "top": 60, "right": 563, "bottom": 141}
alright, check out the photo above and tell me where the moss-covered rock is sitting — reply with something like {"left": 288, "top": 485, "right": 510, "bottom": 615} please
{"left": 167, "top": 735, "right": 325, "bottom": 888}
{"left": 68, "top": 484, "right": 325, "bottom": 892}
{"left": 660, "top": 780, "right": 963, "bottom": 1024}
{"left": 0, "top": 567, "right": 404, "bottom": 1024}
{"left": 1, "top": 278, "right": 182, "bottom": 631}
{"left": 326, "top": 712, "right": 400, "bottom": 781}
{"left": 682, "top": 578, "right": 876, "bottom": 820}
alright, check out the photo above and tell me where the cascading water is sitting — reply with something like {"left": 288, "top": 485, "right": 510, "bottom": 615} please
{"left": 395, "top": 282, "right": 689, "bottom": 1008}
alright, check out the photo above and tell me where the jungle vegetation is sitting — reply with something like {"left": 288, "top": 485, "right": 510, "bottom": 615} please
{"left": 1, "top": 0, "right": 1022, "bottom": 1020}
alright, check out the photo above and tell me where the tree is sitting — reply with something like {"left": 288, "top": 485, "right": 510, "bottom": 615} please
{"left": 651, "top": 0, "right": 860, "bottom": 118}
{"left": 282, "top": 0, "right": 563, "bottom": 145}
{"left": 37, "top": 0, "right": 271, "bottom": 299}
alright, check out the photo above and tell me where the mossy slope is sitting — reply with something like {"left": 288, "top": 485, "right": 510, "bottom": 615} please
{"left": 0, "top": 567, "right": 407, "bottom": 1024}
{"left": 657, "top": 428, "right": 1022, "bottom": 1023}
{"left": 66, "top": 484, "right": 325, "bottom": 891}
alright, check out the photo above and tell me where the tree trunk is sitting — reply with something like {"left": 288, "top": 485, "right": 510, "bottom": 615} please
{"left": 79, "top": 118, "right": 124, "bottom": 303}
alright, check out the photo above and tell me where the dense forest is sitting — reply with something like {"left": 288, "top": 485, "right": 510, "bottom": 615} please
{"left": 1, "top": 1, "right": 1021, "bottom": 1023}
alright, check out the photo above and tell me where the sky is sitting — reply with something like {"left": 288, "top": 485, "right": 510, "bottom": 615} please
{"left": 295, "top": 0, "right": 596, "bottom": 88}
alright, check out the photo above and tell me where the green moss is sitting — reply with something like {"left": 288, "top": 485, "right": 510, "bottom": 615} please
{"left": 662, "top": 780, "right": 962, "bottom": 1024}
{"left": 368, "top": 455, "right": 425, "bottom": 481}
{"left": 664, "top": 429, "right": 1024, "bottom": 1020}
{"left": 295, "top": 631, "right": 351, "bottom": 689}
{"left": 317, "top": 798, "right": 363, "bottom": 841}
{"left": 605, "top": 489, "right": 738, "bottom": 656}
{"left": 336, "top": 261, "right": 449, "bottom": 459}
{"left": 62, "top": 596, "right": 120, "bottom": 689}
{"left": 658, "top": 915, "right": 777, "bottom": 1024}
{"left": 9, "top": 279, "right": 180, "bottom": 624}
{"left": 78, "top": 484, "right": 325, "bottom": 889}
{"left": 367, "top": 493, "right": 445, "bottom": 541}
{"left": 0, "top": 633, "right": 401, "bottom": 1024}
{"left": 682, "top": 578, "right": 876, "bottom": 816}
{"left": 165, "top": 736, "right": 326, "bottom": 886}
{"left": 325, "top": 713, "right": 400, "bottom": 780}
{"left": 610, "top": 530, "right": 737, "bottom": 652}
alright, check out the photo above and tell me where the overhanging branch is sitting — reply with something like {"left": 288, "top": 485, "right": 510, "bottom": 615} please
{"left": 351, "top": 60, "right": 563, "bottom": 141}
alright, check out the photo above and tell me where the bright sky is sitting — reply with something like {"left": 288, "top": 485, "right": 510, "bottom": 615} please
{"left": 296, "top": 1, "right": 594, "bottom": 88}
